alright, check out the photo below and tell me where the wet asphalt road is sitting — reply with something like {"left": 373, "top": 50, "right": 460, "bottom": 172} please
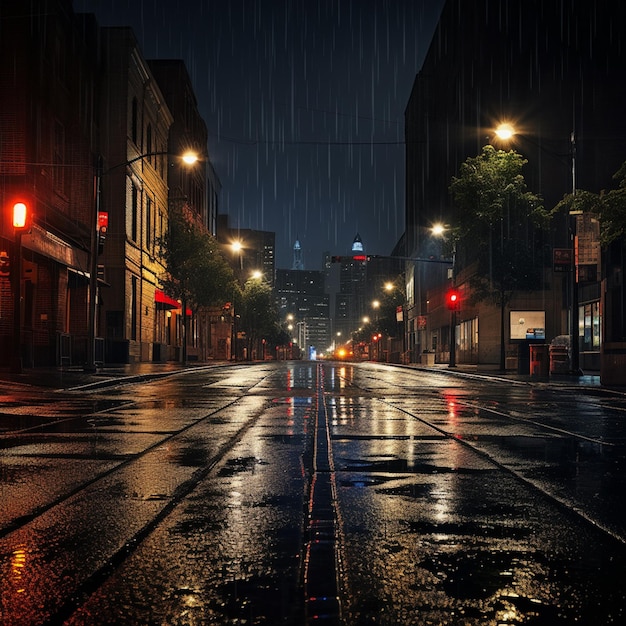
{"left": 1, "top": 361, "right": 625, "bottom": 625}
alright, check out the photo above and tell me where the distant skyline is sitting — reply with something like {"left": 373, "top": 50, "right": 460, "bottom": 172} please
{"left": 75, "top": 0, "right": 445, "bottom": 269}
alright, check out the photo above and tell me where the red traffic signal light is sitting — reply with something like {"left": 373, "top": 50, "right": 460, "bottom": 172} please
{"left": 12, "top": 202, "right": 30, "bottom": 229}
{"left": 445, "top": 289, "right": 460, "bottom": 310}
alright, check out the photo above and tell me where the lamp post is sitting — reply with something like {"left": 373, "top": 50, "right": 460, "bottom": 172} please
{"left": 85, "top": 151, "right": 199, "bottom": 372}
{"left": 11, "top": 202, "right": 30, "bottom": 373}
{"left": 231, "top": 239, "right": 244, "bottom": 278}
{"left": 495, "top": 123, "right": 581, "bottom": 374}
{"left": 569, "top": 131, "right": 582, "bottom": 375}
{"left": 432, "top": 224, "right": 457, "bottom": 367}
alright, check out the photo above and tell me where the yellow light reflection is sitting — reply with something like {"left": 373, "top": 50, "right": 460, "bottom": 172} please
{"left": 11, "top": 547, "right": 27, "bottom": 594}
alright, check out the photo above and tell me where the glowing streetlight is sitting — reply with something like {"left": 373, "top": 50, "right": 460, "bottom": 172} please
{"left": 492, "top": 121, "right": 580, "bottom": 373}
{"left": 12, "top": 202, "right": 29, "bottom": 229}
{"left": 431, "top": 223, "right": 446, "bottom": 237}
{"left": 431, "top": 222, "right": 457, "bottom": 367}
{"left": 181, "top": 151, "right": 199, "bottom": 165}
{"left": 86, "top": 150, "right": 198, "bottom": 371}
{"left": 10, "top": 201, "right": 30, "bottom": 373}
{"left": 495, "top": 123, "right": 515, "bottom": 141}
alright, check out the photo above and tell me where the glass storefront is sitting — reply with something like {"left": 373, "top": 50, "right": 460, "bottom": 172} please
{"left": 579, "top": 301, "right": 601, "bottom": 352}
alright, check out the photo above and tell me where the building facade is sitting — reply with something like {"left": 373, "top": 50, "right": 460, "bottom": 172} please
{"left": 275, "top": 267, "right": 330, "bottom": 355}
{"left": 98, "top": 27, "right": 174, "bottom": 364}
{"left": 1, "top": 1, "right": 220, "bottom": 368}
{"left": 149, "top": 59, "right": 225, "bottom": 362}
{"left": 0, "top": 0, "right": 99, "bottom": 367}
{"left": 405, "top": 0, "right": 626, "bottom": 376}
{"left": 334, "top": 234, "right": 368, "bottom": 339}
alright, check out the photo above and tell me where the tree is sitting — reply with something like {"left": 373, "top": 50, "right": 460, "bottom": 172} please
{"left": 449, "top": 145, "right": 551, "bottom": 369}
{"left": 239, "top": 277, "right": 278, "bottom": 360}
{"left": 555, "top": 161, "right": 626, "bottom": 346}
{"left": 159, "top": 204, "right": 239, "bottom": 361}
{"left": 555, "top": 160, "right": 626, "bottom": 247}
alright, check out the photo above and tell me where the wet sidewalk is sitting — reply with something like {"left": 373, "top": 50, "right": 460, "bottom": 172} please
{"left": 0, "top": 361, "right": 231, "bottom": 391}
{"left": 419, "top": 362, "right": 604, "bottom": 389}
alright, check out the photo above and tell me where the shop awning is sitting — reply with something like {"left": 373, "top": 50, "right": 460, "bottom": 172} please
{"left": 155, "top": 290, "right": 180, "bottom": 309}
{"left": 155, "top": 290, "right": 192, "bottom": 316}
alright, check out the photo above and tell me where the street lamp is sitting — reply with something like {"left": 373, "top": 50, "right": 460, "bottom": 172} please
{"left": 231, "top": 239, "right": 244, "bottom": 274}
{"left": 432, "top": 223, "right": 457, "bottom": 367}
{"left": 11, "top": 201, "right": 31, "bottom": 373}
{"left": 85, "top": 150, "right": 200, "bottom": 371}
{"left": 494, "top": 122, "right": 580, "bottom": 374}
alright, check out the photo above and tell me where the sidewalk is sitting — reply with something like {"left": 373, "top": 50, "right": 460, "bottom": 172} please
{"left": 0, "top": 361, "right": 230, "bottom": 391}
{"left": 415, "top": 362, "right": 605, "bottom": 389}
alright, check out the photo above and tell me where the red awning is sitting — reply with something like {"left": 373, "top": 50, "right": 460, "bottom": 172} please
{"left": 155, "top": 290, "right": 180, "bottom": 309}
{"left": 155, "top": 290, "right": 192, "bottom": 316}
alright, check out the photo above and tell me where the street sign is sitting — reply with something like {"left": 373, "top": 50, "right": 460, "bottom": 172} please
{"left": 553, "top": 248, "right": 572, "bottom": 272}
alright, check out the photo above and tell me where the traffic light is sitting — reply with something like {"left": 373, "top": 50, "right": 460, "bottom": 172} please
{"left": 97, "top": 226, "right": 107, "bottom": 254}
{"left": 445, "top": 289, "right": 460, "bottom": 310}
{"left": 97, "top": 211, "right": 108, "bottom": 255}
{"left": 0, "top": 250, "right": 10, "bottom": 278}
{"left": 12, "top": 202, "right": 30, "bottom": 229}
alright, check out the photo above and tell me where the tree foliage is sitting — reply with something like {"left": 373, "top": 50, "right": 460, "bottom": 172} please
{"left": 239, "top": 277, "right": 279, "bottom": 351}
{"left": 159, "top": 204, "right": 238, "bottom": 310}
{"left": 449, "top": 145, "right": 550, "bottom": 307}
{"left": 555, "top": 160, "right": 626, "bottom": 247}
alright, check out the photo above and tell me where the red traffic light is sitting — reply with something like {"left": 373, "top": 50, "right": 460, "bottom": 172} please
{"left": 12, "top": 202, "right": 29, "bottom": 229}
{"left": 445, "top": 289, "right": 460, "bottom": 310}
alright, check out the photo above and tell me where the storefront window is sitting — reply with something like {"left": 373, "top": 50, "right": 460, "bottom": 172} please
{"left": 579, "top": 301, "right": 601, "bottom": 351}
{"left": 592, "top": 301, "right": 601, "bottom": 348}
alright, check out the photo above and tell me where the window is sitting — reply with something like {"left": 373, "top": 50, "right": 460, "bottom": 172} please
{"left": 146, "top": 124, "right": 152, "bottom": 163}
{"left": 131, "top": 183, "right": 138, "bottom": 241}
{"left": 579, "top": 301, "right": 601, "bottom": 352}
{"left": 131, "top": 276, "right": 138, "bottom": 341}
{"left": 146, "top": 196, "right": 152, "bottom": 251}
{"left": 131, "top": 98, "right": 138, "bottom": 144}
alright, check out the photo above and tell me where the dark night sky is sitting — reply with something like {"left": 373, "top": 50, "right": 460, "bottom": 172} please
{"left": 74, "top": 0, "right": 444, "bottom": 270}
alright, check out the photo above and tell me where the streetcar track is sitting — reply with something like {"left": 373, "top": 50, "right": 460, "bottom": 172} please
{"left": 43, "top": 400, "right": 272, "bottom": 625}
{"left": 0, "top": 373, "right": 271, "bottom": 542}
{"left": 5, "top": 373, "right": 276, "bottom": 625}
{"left": 457, "top": 399, "right": 618, "bottom": 446}
{"left": 334, "top": 365, "right": 617, "bottom": 448}
{"left": 328, "top": 364, "right": 626, "bottom": 548}
{"left": 383, "top": 397, "right": 626, "bottom": 547}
